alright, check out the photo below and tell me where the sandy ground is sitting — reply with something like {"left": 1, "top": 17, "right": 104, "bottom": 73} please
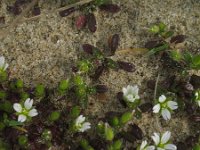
{"left": 0, "top": 0, "right": 200, "bottom": 148}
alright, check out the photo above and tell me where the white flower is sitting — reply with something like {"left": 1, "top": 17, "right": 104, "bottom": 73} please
{"left": 13, "top": 98, "right": 38, "bottom": 122}
{"left": 151, "top": 131, "right": 177, "bottom": 150}
{"left": 0, "top": 56, "right": 9, "bottom": 71}
{"left": 75, "top": 115, "right": 91, "bottom": 132}
{"left": 139, "top": 140, "right": 155, "bottom": 150}
{"left": 122, "top": 85, "right": 140, "bottom": 103}
{"left": 153, "top": 95, "right": 178, "bottom": 121}
{"left": 194, "top": 90, "right": 200, "bottom": 107}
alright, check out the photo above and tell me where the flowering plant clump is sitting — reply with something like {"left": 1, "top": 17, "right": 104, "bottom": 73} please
{"left": 122, "top": 85, "right": 140, "bottom": 108}
{"left": 151, "top": 131, "right": 177, "bottom": 150}
{"left": 194, "top": 89, "right": 200, "bottom": 107}
{"left": 0, "top": 56, "right": 9, "bottom": 72}
{"left": 137, "top": 140, "right": 155, "bottom": 150}
{"left": 153, "top": 95, "right": 178, "bottom": 120}
{"left": 74, "top": 115, "right": 91, "bottom": 132}
{"left": 13, "top": 98, "right": 38, "bottom": 122}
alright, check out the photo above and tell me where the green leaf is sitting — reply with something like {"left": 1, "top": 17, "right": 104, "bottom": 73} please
{"left": 120, "top": 112, "right": 133, "bottom": 125}
{"left": 193, "top": 55, "right": 200, "bottom": 66}
{"left": 105, "top": 125, "right": 114, "bottom": 141}
{"left": 193, "top": 144, "right": 200, "bottom": 150}
{"left": 147, "top": 44, "right": 169, "bottom": 55}
{"left": 112, "top": 140, "right": 122, "bottom": 150}
{"left": 70, "top": 106, "right": 81, "bottom": 118}
{"left": 8, "top": 120, "right": 23, "bottom": 127}
{"left": 48, "top": 111, "right": 61, "bottom": 122}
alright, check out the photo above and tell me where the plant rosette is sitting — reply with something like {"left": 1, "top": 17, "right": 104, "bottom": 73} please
{"left": 153, "top": 95, "right": 178, "bottom": 121}
{"left": 122, "top": 85, "right": 141, "bottom": 108}
{"left": 13, "top": 98, "right": 38, "bottom": 122}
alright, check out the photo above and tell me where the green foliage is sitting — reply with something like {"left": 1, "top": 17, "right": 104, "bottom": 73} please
{"left": 105, "top": 125, "right": 114, "bottom": 141}
{"left": 193, "top": 144, "right": 200, "bottom": 150}
{"left": 58, "top": 79, "right": 70, "bottom": 94}
{"left": 18, "top": 135, "right": 28, "bottom": 147}
{"left": 34, "top": 84, "right": 45, "bottom": 97}
{"left": 41, "top": 129, "right": 52, "bottom": 141}
{"left": 0, "top": 101, "right": 12, "bottom": 113}
{"left": 10, "top": 79, "right": 23, "bottom": 90}
{"left": 48, "top": 111, "right": 61, "bottom": 122}
{"left": 147, "top": 44, "right": 169, "bottom": 56}
{"left": 20, "top": 92, "right": 30, "bottom": 101}
{"left": 108, "top": 140, "right": 123, "bottom": 150}
{"left": 119, "top": 112, "right": 133, "bottom": 125}
{"left": 0, "top": 91, "right": 7, "bottom": 99}
{"left": 80, "top": 139, "right": 94, "bottom": 150}
{"left": 0, "top": 71, "right": 7, "bottom": 82}
{"left": 77, "top": 60, "right": 92, "bottom": 73}
{"left": 70, "top": 106, "right": 81, "bottom": 118}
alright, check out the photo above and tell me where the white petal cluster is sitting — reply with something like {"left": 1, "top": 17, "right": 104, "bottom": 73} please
{"left": 153, "top": 95, "right": 178, "bottom": 120}
{"left": 151, "top": 131, "right": 177, "bottom": 150}
{"left": 122, "top": 85, "right": 140, "bottom": 103}
{"left": 75, "top": 115, "right": 91, "bottom": 132}
{"left": 0, "top": 56, "right": 9, "bottom": 71}
{"left": 139, "top": 140, "right": 155, "bottom": 150}
{"left": 13, "top": 98, "right": 38, "bottom": 122}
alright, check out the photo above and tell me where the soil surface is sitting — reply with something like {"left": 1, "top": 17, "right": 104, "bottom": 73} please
{"left": 0, "top": 0, "right": 200, "bottom": 149}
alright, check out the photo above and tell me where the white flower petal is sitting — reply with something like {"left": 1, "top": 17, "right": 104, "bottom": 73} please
{"left": 79, "top": 122, "right": 91, "bottom": 132}
{"left": 153, "top": 104, "right": 160, "bottom": 113}
{"left": 13, "top": 103, "right": 22, "bottom": 113}
{"left": 0, "top": 56, "right": 5, "bottom": 67}
{"left": 151, "top": 132, "right": 160, "bottom": 145}
{"left": 161, "top": 131, "right": 171, "bottom": 144}
{"left": 76, "top": 115, "right": 85, "bottom": 125}
{"left": 198, "top": 101, "right": 200, "bottom": 107}
{"left": 146, "top": 146, "right": 155, "bottom": 150}
{"left": 159, "top": 95, "right": 166, "bottom": 103}
{"left": 3, "top": 63, "right": 9, "bottom": 71}
{"left": 126, "top": 94, "right": 135, "bottom": 102}
{"left": 157, "top": 148, "right": 165, "bottom": 150}
{"left": 122, "top": 87, "right": 128, "bottom": 95}
{"left": 18, "top": 114, "right": 27, "bottom": 122}
{"left": 164, "top": 144, "right": 177, "bottom": 150}
{"left": 24, "top": 98, "right": 33, "bottom": 110}
{"left": 161, "top": 108, "right": 171, "bottom": 120}
{"left": 28, "top": 109, "right": 38, "bottom": 117}
{"left": 140, "top": 140, "right": 147, "bottom": 149}
{"left": 167, "top": 101, "right": 178, "bottom": 110}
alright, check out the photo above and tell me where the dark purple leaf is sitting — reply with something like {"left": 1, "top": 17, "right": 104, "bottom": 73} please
{"left": 82, "top": 44, "right": 94, "bottom": 54}
{"left": 99, "top": 4, "right": 120, "bottom": 13}
{"left": 177, "top": 142, "right": 188, "bottom": 150}
{"left": 7, "top": 5, "right": 21, "bottom": 15}
{"left": 32, "top": 6, "right": 40, "bottom": 16}
{"left": 190, "top": 115, "right": 200, "bottom": 122}
{"left": 91, "top": 65, "right": 105, "bottom": 79}
{"left": 117, "top": 61, "right": 136, "bottom": 72}
{"left": 59, "top": 7, "right": 76, "bottom": 17}
{"left": 129, "top": 124, "right": 143, "bottom": 140}
{"left": 147, "top": 80, "right": 156, "bottom": 89}
{"left": 190, "top": 75, "right": 200, "bottom": 89}
{"left": 170, "top": 35, "right": 186, "bottom": 44}
{"left": 76, "top": 15, "right": 87, "bottom": 30}
{"left": 108, "top": 34, "right": 120, "bottom": 55}
{"left": 0, "top": 16, "right": 5, "bottom": 24}
{"left": 117, "top": 92, "right": 127, "bottom": 107}
{"left": 139, "top": 103, "right": 153, "bottom": 113}
{"left": 87, "top": 13, "right": 97, "bottom": 33}
{"left": 145, "top": 40, "right": 163, "bottom": 49}
{"left": 95, "top": 85, "right": 108, "bottom": 93}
